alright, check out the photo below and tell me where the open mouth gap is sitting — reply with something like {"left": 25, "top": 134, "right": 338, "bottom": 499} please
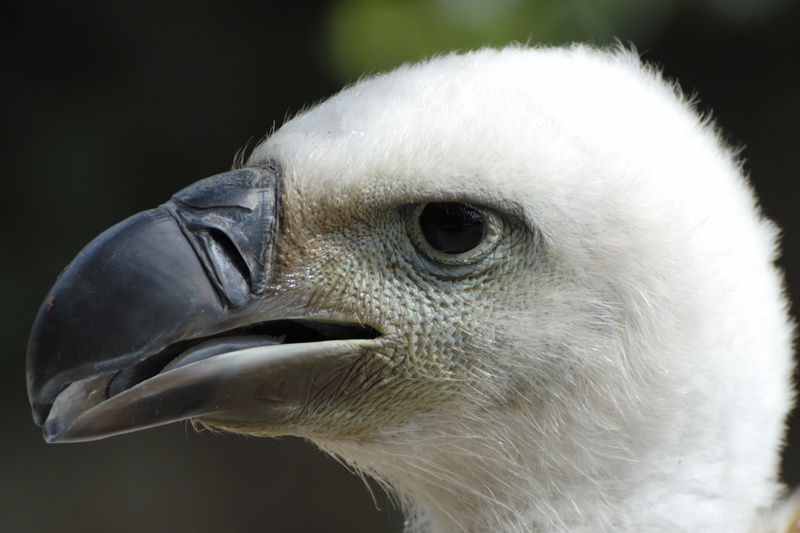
{"left": 106, "top": 319, "right": 381, "bottom": 399}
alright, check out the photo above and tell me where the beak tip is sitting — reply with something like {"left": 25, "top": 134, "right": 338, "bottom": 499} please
{"left": 31, "top": 403, "right": 49, "bottom": 427}
{"left": 42, "top": 428, "right": 61, "bottom": 444}
{"left": 41, "top": 415, "right": 66, "bottom": 443}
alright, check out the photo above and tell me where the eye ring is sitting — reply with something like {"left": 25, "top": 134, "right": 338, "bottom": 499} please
{"left": 407, "top": 202, "right": 503, "bottom": 266}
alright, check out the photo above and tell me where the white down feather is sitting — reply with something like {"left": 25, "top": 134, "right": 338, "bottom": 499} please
{"left": 249, "top": 45, "right": 796, "bottom": 532}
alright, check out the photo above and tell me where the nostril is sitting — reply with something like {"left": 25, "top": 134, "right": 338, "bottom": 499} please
{"left": 165, "top": 164, "right": 282, "bottom": 307}
{"left": 200, "top": 227, "right": 252, "bottom": 306}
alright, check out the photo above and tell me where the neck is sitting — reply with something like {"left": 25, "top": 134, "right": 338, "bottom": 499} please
{"left": 317, "top": 401, "right": 774, "bottom": 533}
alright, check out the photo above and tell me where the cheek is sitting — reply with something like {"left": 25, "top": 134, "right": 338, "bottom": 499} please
{"left": 265, "top": 211, "right": 529, "bottom": 434}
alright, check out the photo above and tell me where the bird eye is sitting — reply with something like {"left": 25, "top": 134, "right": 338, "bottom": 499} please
{"left": 408, "top": 202, "right": 502, "bottom": 266}
{"left": 419, "top": 203, "right": 486, "bottom": 254}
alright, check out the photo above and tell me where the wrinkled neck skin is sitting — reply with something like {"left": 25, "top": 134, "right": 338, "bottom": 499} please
{"left": 317, "top": 389, "right": 780, "bottom": 533}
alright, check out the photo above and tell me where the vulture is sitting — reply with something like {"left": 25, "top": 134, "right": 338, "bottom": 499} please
{"left": 26, "top": 45, "right": 797, "bottom": 532}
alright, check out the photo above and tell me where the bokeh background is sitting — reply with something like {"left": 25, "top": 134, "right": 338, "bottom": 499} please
{"left": 2, "top": 1, "right": 798, "bottom": 531}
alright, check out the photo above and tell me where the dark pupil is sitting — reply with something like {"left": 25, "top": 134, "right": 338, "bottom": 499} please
{"left": 419, "top": 203, "right": 487, "bottom": 254}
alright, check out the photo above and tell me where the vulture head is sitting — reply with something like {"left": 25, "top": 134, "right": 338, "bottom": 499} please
{"left": 27, "top": 45, "right": 795, "bottom": 532}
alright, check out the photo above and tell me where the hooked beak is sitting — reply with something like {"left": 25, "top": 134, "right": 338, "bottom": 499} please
{"left": 26, "top": 162, "right": 379, "bottom": 443}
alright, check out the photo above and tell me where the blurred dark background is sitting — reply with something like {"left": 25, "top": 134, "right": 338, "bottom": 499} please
{"left": 1, "top": 1, "right": 798, "bottom": 531}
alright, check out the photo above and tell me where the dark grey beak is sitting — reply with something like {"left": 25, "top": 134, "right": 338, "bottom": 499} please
{"left": 26, "top": 162, "right": 379, "bottom": 443}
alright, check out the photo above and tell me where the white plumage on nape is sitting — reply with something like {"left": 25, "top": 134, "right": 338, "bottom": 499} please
{"left": 27, "top": 45, "right": 796, "bottom": 532}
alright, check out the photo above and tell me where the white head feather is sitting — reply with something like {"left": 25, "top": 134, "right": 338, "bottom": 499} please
{"left": 247, "top": 45, "right": 795, "bottom": 532}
